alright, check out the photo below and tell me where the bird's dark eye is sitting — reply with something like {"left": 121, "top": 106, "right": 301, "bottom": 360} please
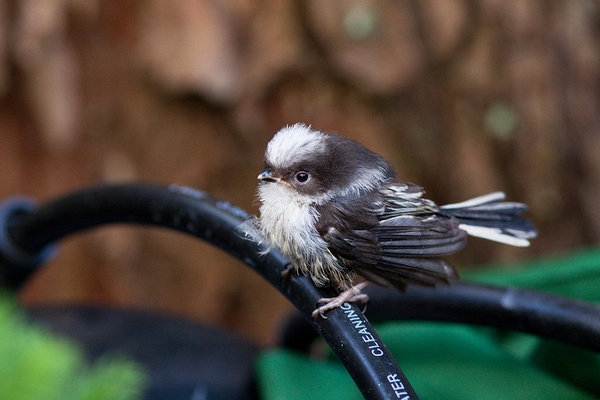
{"left": 294, "top": 171, "right": 310, "bottom": 184}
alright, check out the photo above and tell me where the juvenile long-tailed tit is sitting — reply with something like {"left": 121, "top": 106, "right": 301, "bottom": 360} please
{"left": 252, "top": 123, "right": 537, "bottom": 318}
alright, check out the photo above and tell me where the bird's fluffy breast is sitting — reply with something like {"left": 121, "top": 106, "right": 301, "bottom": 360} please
{"left": 257, "top": 181, "right": 345, "bottom": 286}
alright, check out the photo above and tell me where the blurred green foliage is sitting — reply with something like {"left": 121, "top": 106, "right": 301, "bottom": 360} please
{"left": 0, "top": 293, "right": 147, "bottom": 400}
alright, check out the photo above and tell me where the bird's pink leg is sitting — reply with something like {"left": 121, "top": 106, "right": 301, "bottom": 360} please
{"left": 311, "top": 281, "right": 369, "bottom": 319}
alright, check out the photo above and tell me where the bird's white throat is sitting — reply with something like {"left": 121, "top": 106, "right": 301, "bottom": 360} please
{"left": 257, "top": 181, "right": 343, "bottom": 286}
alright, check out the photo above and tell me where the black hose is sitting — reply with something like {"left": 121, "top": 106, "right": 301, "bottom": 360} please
{"left": 280, "top": 283, "right": 600, "bottom": 354}
{"left": 4, "top": 183, "right": 600, "bottom": 397}
{"left": 0, "top": 197, "right": 57, "bottom": 288}
{"left": 0, "top": 183, "right": 417, "bottom": 400}
{"left": 365, "top": 283, "right": 600, "bottom": 353}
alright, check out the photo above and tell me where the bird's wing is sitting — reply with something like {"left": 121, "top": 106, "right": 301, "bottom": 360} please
{"left": 314, "top": 192, "right": 382, "bottom": 266}
{"left": 367, "top": 215, "right": 466, "bottom": 289}
{"left": 315, "top": 187, "right": 466, "bottom": 290}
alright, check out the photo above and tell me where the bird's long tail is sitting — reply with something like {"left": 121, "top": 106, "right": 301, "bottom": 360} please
{"left": 439, "top": 192, "right": 537, "bottom": 247}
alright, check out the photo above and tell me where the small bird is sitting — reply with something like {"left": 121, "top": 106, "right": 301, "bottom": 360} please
{"left": 252, "top": 123, "right": 537, "bottom": 318}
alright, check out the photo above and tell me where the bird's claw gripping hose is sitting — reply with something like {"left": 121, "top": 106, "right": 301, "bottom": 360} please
{"left": 0, "top": 183, "right": 417, "bottom": 400}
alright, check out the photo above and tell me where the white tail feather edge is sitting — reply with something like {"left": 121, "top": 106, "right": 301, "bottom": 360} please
{"left": 441, "top": 192, "right": 506, "bottom": 210}
{"left": 459, "top": 224, "right": 531, "bottom": 247}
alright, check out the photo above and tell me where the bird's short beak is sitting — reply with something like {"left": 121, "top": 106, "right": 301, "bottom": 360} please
{"left": 258, "top": 170, "right": 278, "bottom": 183}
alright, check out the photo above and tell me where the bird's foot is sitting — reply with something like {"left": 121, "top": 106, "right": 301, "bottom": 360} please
{"left": 311, "top": 281, "right": 369, "bottom": 319}
{"left": 280, "top": 262, "right": 294, "bottom": 280}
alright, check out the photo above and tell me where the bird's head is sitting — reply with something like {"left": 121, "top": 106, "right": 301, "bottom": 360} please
{"left": 258, "top": 124, "right": 395, "bottom": 204}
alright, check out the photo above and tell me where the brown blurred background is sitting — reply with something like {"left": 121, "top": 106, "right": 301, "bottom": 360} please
{"left": 0, "top": 0, "right": 598, "bottom": 346}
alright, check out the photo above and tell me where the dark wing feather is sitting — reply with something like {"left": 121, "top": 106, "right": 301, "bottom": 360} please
{"left": 322, "top": 227, "right": 380, "bottom": 265}
{"left": 356, "top": 258, "right": 457, "bottom": 290}
{"left": 375, "top": 216, "right": 467, "bottom": 256}
{"left": 315, "top": 192, "right": 382, "bottom": 267}
{"left": 315, "top": 187, "right": 466, "bottom": 290}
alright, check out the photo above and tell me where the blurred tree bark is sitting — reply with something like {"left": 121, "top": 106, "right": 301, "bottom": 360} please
{"left": 0, "top": 0, "right": 599, "bottom": 344}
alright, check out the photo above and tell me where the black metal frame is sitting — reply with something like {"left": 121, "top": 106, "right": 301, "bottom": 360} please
{"left": 1, "top": 183, "right": 599, "bottom": 399}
